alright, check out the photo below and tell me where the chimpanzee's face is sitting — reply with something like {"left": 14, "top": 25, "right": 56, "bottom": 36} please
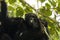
{"left": 28, "top": 17, "right": 39, "bottom": 29}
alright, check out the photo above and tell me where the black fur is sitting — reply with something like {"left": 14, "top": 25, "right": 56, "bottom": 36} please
{"left": 20, "top": 13, "right": 49, "bottom": 40}
{"left": 0, "top": 0, "right": 7, "bottom": 19}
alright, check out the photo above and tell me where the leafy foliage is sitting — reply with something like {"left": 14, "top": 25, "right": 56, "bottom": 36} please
{"left": 16, "top": 6, "right": 24, "bottom": 17}
{"left": 8, "top": 0, "right": 16, "bottom": 4}
{"left": 40, "top": 7, "right": 52, "bottom": 16}
{"left": 48, "top": 0, "right": 56, "bottom": 7}
{"left": 39, "top": 0, "right": 45, "bottom": 3}
{"left": 45, "top": 3, "right": 51, "bottom": 9}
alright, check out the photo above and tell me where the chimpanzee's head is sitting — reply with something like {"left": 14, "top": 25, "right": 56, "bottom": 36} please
{"left": 25, "top": 13, "right": 41, "bottom": 32}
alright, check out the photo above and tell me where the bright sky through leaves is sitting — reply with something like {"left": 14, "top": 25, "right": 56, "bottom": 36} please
{"left": 25, "top": 0, "right": 60, "bottom": 22}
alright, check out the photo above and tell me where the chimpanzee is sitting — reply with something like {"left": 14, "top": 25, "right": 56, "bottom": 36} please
{"left": 20, "top": 13, "right": 49, "bottom": 40}
{"left": 10, "top": 17, "right": 27, "bottom": 40}
{"left": 0, "top": 0, "right": 7, "bottom": 33}
{"left": 0, "top": 0, "right": 7, "bottom": 19}
{"left": 0, "top": 32, "right": 12, "bottom": 40}
{"left": 4, "top": 17, "right": 26, "bottom": 40}
{"left": 0, "top": 0, "right": 26, "bottom": 40}
{"left": 25, "top": 13, "right": 41, "bottom": 32}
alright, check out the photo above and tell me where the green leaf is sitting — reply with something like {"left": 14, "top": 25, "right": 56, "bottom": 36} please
{"left": 45, "top": 9, "right": 52, "bottom": 16}
{"left": 8, "top": 6, "right": 15, "bottom": 11}
{"left": 39, "top": 0, "right": 45, "bottom": 3}
{"left": 56, "top": 2, "right": 60, "bottom": 14}
{"left": 40, "top": 7, "right": 45, "bottom": 13}
{"left": 8, "top": 6, "right": 15, "bottom": 17}
{"left": 58, "top": 0, "right": 60, "bottom": 3}
{"left": 58, "top": 3, "right": 60, "bottom": 7}
{"left": 56, "top": 7, "right": 60, "bottom": 14}
{"left": 19, "top": 0, "right": 24, "bottom": 2}
{"left": 24, "top": 6, "right": 33, "bottom": 13}
{"left": 45, "top": 3, "right": 51, "bottom": 9}
{"left": 40, "top": 7, "right": 52, "bottom": 16}
{"left": 48, "top": 0, "right": 56, "bottom": 7}
{"left": 8, "top": 0, "right": 16, "bottom": 4}
{"left": 16, "top": 7, "right": 24, "bottom": 17}
{"left": 48, "top": 21, "right": 56, "bottom": 35}
{"left": 19, "top": 0, "right": 26, "bottom": 6}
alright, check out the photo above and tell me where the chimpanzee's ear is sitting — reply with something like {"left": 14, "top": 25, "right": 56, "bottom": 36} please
{"left": 41, "top": 20, "right": 48, "bottom": 27}
{"left": 43, "top": 20, "right": 48, "bottom": 27}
